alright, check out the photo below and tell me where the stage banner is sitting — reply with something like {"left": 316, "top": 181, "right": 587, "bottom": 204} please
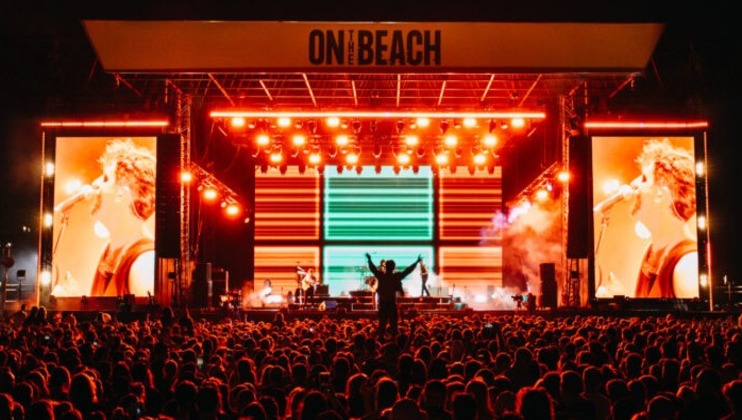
{"left": 84, "top": 21, "right": 663, "bottom": 72}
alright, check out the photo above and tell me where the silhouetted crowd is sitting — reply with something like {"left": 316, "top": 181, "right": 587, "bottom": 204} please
{"left": 3, "top": 304, "right": 742, "bottom": 419}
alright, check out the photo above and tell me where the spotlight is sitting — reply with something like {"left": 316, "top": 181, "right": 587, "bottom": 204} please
{"left": 396, "top": 119, "right": 406, "bottom": 133}
{"left": 336, "top": 135, "right": 350, "bottom": 146}
{"left": 306, "top": 119, "right": 317, "bottom": 133}
{"left": 369, "top": 120, "right": 378, "bottom": 133}
{"left": 231, "top": 117, "right": 246, "bottom": 128}
{"left": 511, "top": 117, "right": 526, "bottom": 129}
{"left": 256, "top": 134, "right": 270, "bottom": 146}
{"left": 416, "top": 117, "right": 430, "bottom": 128}
{"left": 435, "top": 152, "right": 449, "bottom": 165}
{"left": 483, "top": 134, "right": 498, "bottom": 148}
{"left": 440, "top": 120, "right": 450, "bottom": 134}
{"left": 416, "top": 146, "right": 425, "bottom": 158}
{"left": 463, "top": 117, "right": 477, "bottom": 127}
{"left": 489, "top": 119, "right": 497, "bottom": 133}
{"left": 225, "top": 203, "right": 241, "bottom": 216}
{"left": 308, "top": 153, "right": 322, "bottom": 165}
{"left": 326, "top": 116, "right": 340, "bottom": 127}
{"left": 352, "top": 120, "right": 362, "bottom": 133}
{"left": 444, "top": 134, "right": 458, "bottom": 147}
{"left": 373, "top": 143, "right": 383, "bottom": 158}
{"left": 397, "top": 153, "right": 411, "bottom": 165}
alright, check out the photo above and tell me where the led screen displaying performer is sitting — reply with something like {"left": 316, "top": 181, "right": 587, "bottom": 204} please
{"left": 52, "top": 137, "right": 157, "bottom": 297}
{"left": 592, "top": 136, "right": 699, "bottom": 299}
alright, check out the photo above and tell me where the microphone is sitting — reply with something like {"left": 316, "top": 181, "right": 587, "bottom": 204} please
{"left": 593, "top": 184, "right": 635, "bottom": 213}
{"left": 54, "top": 185, "right": 97, "bottom": 213}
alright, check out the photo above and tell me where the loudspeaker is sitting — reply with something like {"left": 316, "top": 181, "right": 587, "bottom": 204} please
{"left": 155, "top": 134, "right": 181, "bottom": 258}
{"left": 191, "top": 262, "right": 212, "bottom": 307}
{"left": 315, "top": 284, "right": 329, "bottom": 296}
{"left": 540, "top": 262, "right": 557, "bottom": 308}
{"left": 567, "top": 136, "right": 590, "bottom": 258}
{"left": 211, "top": 269, "right": 228, "bottom": 307}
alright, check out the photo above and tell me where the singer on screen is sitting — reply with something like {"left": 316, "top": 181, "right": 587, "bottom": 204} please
{"left": 84, "top": 139, "right": 156, "bottom": 297}
{"left": 52, "top": 137, "right": 157, "bottom": 298}
{"left": 630, "top": 139, "right": 698, "bottom": 298}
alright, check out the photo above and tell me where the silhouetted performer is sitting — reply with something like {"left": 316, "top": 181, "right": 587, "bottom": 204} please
{"left": 420, "top": 260, "right": 431, "bottom": 297}
{"left": 366, "top": 252, "right": 421, "bottom": 337}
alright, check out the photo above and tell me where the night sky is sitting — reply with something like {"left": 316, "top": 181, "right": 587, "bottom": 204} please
{"left": 2, "top": 2, "right": 741, "bottom": 296}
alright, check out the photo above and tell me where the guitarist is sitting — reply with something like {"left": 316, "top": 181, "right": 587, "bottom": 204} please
{"left": 296, "top": 267, "right": 318, "bottom": 307}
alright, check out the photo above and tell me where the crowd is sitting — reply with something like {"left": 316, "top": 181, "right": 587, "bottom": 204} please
{"left": 2, "top": 304, "right": 742, "bottom": 419}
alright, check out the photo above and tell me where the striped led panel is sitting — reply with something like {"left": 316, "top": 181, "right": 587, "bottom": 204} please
{"left": 439, "top": 167, "right": 503, "bottom": 241}
{"left": 324, "top": 166, "right": 433, "bottom": 241}
{"left": 254, "top": 246, "right": 319, "bottom": 296}
{"left": 255, "top": 167, "right": 320, "bottom": 240}
{"left": 323, "top": 245, "right": 435, "bottom": 296}
{"left": 438, "top": 246, "right": 503, "bottom": 291}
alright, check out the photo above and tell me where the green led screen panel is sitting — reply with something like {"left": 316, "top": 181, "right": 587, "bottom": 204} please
{"left": 324, "top": 166, "right": 433, "bottom": 241}
{"left": 323, "top": 245, "right": 435, "bottom": 296}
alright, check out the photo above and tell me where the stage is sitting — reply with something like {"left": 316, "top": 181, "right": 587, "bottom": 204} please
{"left": 3, "top": 294, "right": 729, "bottom": 325}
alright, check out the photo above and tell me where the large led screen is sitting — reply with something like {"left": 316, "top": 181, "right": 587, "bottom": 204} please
{"left": 592, "top": 136, "right": 699, "bottom": 299}
{"left": 51, "top": 136, "right": 157, "bottom": 297}
{"left": 253, "top": 164, "right": 504, "bottom": 305}
{"left": 324, "top": 166, "right": 433, "bottom": 241}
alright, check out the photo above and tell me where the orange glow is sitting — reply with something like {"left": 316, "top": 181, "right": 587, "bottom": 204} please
{"left": 180, "top": 171, "right": 193, "bottom": 183}
{"left": 482, "top": 134, "right": 498, "bottom": 147}
{"left": 231, "top": 117, "right": 246, "bottom": 128}
{"left": 41, "top": 120, "right": 168, "bottom": 127}
{"left": 557, "top": 171, "right": 570, "bottom": 183}
{"left": 444, "top": 135, "right": 458, "bottom": 147}
{"left": 292, "top": 134, "right": 306, "bottom": 146}
{"left": 397, "top": 154, "right": 411, "bottom": 165}
{"left": 404, "top": 135, "right": 419, "bottom": 146}
{"left": 203, "top": 188, "right": 218, "bottom": 200}
{"left": 510, "top": 117, "right": 526, "bottom": 129}
{"left": 225, "top": 203, "right": 241, "bottom": 216}
{"left": 211, "top": 110, "right": 547, "bottom": 120}
{"left": 534, "top": 188, "right": 549, "bottom": 202}
{"left": 463, "top": 117, "right": 477, "bottom": 127}
{"left": 335, "top": 135, "right": 350, "bottom": 146}
{"left": 277, "top": 117, "right": 291, "bottom": 127}
{"left": 345, "top": 153, "right": 359, "bottom": 165}
{"left": 416, "top": 117, "right": 430, "bottom": 128}
{"left": 585, "top": 120, "right": 709, "bottom": 129}
{"left": 326, "top": 116, "right": 340, "bottom": 127}
{"left": 256, "top": 134, "right": 270, "bottom": 146}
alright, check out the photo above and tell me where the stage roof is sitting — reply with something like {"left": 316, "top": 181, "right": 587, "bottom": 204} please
{"left": 82, "top": 21, "right": 665, "bottom": 111}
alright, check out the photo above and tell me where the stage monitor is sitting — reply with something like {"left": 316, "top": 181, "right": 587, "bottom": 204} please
{"left": 590, "top": 134, "right": 706, "bottom": 301}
